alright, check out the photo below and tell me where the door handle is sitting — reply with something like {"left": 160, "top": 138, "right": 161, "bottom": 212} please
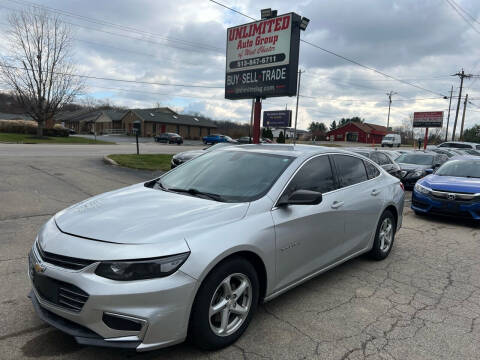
{"left": 371, "top": 189, "right": 381, "bottom": 196}
{"left": 331, "top": 201, "right": 344, "bottom": 209}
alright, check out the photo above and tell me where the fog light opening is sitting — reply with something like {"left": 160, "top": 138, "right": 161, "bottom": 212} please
{"left": 102, "top": 313, "right": 143, "bottom": 331}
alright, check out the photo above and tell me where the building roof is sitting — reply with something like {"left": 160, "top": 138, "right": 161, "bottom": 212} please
{"left": 57, "top": 109, "right": 127, "bottom": 123}
{"left": 130, "top": 109, "right": 217, "bottom": 128}
{"left": 0, "top": 112, "right": 32, "bottom": 120}
{"left": 327, "top": 121, "right": 388, "bottom": 136}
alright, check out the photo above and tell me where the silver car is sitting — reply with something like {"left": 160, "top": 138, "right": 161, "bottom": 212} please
{"left": 28, "top": 145, "right": 404, "bottom": 351}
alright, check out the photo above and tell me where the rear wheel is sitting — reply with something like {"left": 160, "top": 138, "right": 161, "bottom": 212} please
{"left": 368, "top": 210, "right": 396, "bottom": 260}
{"left": 189, "top": 257, "right": 259, "bottom": 350}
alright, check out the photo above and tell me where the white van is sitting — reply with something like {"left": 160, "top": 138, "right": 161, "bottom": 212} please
{"left": 381, "top": 134, "right": 401, "bottom": 147}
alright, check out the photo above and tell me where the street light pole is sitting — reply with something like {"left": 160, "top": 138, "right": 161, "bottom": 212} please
{"left": 293, "top": 70, "right": 303, "bottom": 145}
{"left": 445, "top": 85, "right": 453, "bottom": 142}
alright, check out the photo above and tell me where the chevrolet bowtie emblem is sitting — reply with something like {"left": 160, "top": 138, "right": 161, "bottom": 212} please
{"left": 34, "top": 262, "right": 46, "bottom": 273}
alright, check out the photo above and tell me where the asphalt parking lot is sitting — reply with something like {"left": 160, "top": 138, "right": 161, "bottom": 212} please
{"left": 1, "top": 144, "right": 479, "bottom": 359}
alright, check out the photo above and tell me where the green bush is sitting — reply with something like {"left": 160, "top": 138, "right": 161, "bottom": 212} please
{"left": 0, "top": 119, "right": 69, "bottom": 137}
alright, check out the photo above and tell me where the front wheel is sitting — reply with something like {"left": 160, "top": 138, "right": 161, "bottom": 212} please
{"left": 368, "top": 210, "right": 396, "bottom": 260}
{"left": 189, "top": 257, "right": 259, "bottom": 350}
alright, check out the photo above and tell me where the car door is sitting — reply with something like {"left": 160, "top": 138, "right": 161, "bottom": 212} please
{"left": 331, "top": 154, "right": 386, "bottom": 255}
{"left": 271, "top": 155, "right": 345, "bottom": 291}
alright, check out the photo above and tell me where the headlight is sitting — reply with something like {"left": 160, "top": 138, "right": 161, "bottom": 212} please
{"left": 414, "top": 183, "right": 431, "bottom": 195}
{"left": 413, "top": 170, "right": 424, "bottom": 177}
{"left": 95, "top": 252, "right": 190, "bottom": 281}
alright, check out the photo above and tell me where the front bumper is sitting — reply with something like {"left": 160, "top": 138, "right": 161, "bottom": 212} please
{"left": 411, "top": 191, "right": 480, "bottom": 219}
{"left": 28, "top": 245, "right": 197, "bottom": 351}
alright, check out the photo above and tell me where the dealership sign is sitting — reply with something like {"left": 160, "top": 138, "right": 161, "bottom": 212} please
{"left": 225, "top": 13, "right": 301, "bottom": 100}
{"left": 263, "top": 110, "right": 292, "bottom": 127}
{"left": 413, "top": 111, "right": 444, "bottom": 128}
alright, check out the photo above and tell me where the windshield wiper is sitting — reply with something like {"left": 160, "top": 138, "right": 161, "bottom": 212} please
{"left": 166, "top": 187, "right": 226, "bottom": 202}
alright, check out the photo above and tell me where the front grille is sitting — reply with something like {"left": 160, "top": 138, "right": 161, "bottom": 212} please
{"left": 36, "top": 242, "right": 95, "bottom": 270}
{"left": 33, "top": 274, "right": 89, "bottom": 312}
{"left": 430, "top": 189, "right": 478, "bottom": 201}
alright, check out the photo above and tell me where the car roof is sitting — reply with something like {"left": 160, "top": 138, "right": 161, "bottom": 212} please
{"left": 219, "top": 144, "right": 360, "bottom": 158}
{"left": 449, "top": 155, "right": 480, "bottom": 161}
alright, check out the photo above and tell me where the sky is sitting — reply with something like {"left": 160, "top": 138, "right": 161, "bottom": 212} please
{"left": 1, "top": 0, "right": 480, "bottom": 134}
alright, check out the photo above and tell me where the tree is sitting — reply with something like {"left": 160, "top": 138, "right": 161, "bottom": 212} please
{"left": 261, "top": 127, "right": 268, "bottom": 138}
{"left": 0, "top": 8, "right": 83, "bottom": 137}
{"left": 277, "top": 130, "right": 285, "bottom": 143}
{"left": 330, "top": 120, "right": 337, "bottom": 131}
{"left": 463, "top": 125, "right": 480, "bottom": 143}
{"left": 308, "top": 121, "right": 327, "bottom": 140}
{"left": 265, "top": 128, "right": 273, "bottom": 140}
{"left": 339, "top": 117, "right": 363, "bottom": 126}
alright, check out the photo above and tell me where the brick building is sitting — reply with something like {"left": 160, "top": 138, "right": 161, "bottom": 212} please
{"left": 326, "top": 121, "right": 388, "bottom": 144}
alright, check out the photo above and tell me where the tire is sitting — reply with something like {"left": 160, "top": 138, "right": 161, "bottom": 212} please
{"left": 413, "top": 210, "right": 423, "bottom": 216}
{"left": 397, "top": 144, "right": 401, "bottom": 148}
{"left": 381, "top": 144, "right": 385, "bottom": 147}
{"left": 203, "top": 141, "right": 208, "bottom": 145}
{"left": 189, "top": 257, "right": 259, "bottom": 350}
{"left": 368, "top": 210, "right": 396, "bottom": 260}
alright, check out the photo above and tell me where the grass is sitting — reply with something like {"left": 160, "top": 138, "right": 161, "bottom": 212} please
{"left": 108, "top": 154, "right": 173, "bottom": 171}
{"left": 0, "top": 133, "right": 114, "bottom": 144}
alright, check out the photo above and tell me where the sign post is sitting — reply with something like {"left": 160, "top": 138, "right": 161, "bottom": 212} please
{"left": 133, "top": 121, "right": 141, "bottom": 155}
{"left": 413, "top": 111, "right": 443, "bottom": 150}
{"left": 224, "top": 10, "right": 306, "bottom": 144}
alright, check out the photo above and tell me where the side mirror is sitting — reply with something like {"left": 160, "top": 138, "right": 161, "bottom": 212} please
{"left": 277, "top": 190, "right": 323, "bottom": 206}
{"left": 425, "top": 168, "right": 434, "bottom": 175}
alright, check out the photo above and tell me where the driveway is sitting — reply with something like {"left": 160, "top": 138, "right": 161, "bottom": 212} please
{"left": 0, "top": 145, "right": 479, "bottom": 359}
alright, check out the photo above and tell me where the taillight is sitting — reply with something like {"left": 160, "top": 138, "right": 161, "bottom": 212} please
{"left": 399, "top": 182, "right": 405, "bottom": 191}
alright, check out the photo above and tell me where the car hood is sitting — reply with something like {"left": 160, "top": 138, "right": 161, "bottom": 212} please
{"left": 420, "top": 175, "right": 480, "bottom": 193}
{"left": 398, "top": 163, "right": 431, "bottom": 171}
{"left": 54, "top": 184, "right": 249, "bottom": 244}
{"left": 174, "top": 149, "right": 205, "bottom": 160}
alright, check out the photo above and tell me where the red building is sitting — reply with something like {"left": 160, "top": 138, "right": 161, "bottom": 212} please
{"left": 326, "top": 121, "right": 388, "bottom": 144}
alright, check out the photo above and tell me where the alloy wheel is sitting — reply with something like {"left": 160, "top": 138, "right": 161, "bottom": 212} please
{"left": 209, "top": 273, "right": 252, "bottom": 337}
{"left": 379, "top": 217, "right": 393, "bottom": 252}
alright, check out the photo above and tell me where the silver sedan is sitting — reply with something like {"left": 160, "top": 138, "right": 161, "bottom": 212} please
{"left": 28, "top": 145, "right": 404, "bottom": 351}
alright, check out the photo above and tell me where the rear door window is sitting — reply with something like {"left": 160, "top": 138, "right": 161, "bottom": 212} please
{"left": 365, "top": 161, "right": 380, "bottom": 179}
{"left": 332, "top": 155, "right": 369, "bottom": 188}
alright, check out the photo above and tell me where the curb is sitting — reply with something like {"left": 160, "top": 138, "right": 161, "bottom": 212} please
{"left": 103, "top": 155, "right": 119, "bottom": 166}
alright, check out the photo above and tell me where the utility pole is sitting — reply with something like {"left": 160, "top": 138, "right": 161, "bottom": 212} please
{"left": 444, "top": 85, "right": 453, "bottom": 142}
{"left": 386, "top": 91, "right": 396, "bottom": 130}
{"left": 293, "top": 70, "right": 303, "bottom": 145}
{"left": 460, "top": 93, "right": 468, "bottom": 141}
{"left": 452, "top": 69, "right": 471, "bottom": 140}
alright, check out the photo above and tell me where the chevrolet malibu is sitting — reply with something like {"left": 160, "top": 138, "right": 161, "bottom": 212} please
{"left": 28, "top": 145, "right": 404, "bottom": 351}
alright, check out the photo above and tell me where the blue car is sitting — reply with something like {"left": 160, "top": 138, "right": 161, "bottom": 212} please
{"left": 202, "top": 134, "right": 235, "bottom": 145}
{"left": 412, "top": 156, "right": 480, "bottom": 220}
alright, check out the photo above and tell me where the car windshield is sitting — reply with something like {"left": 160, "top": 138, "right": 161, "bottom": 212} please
{"left": 383, "top": 136, "right": 394, "bottom": 140}
{"left": 159, "top": 150, "right": 294, "bottom": 202}
{"left": 396, "top": 153, "right": 434, "bottom": 165}
{"left": 436, "top": 160, "right": 480, "bottom": 178}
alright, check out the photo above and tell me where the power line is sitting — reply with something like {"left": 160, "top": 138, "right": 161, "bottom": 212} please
{"left": 0, "top": 64, "right": 224, "bottom": 89}
{"left": 447, "top": 0, "right": 480, "bottom": 25}
{"left": 0, "top": 2, "right": 223, "bottom": 54}
{"left": 209, "top": 0, "right": 448, "bottom": 98}
{"left": 444, "top": 0, "right": 480, "bottom": 35}
{"left": 4, "top": 0, "right": 224, "bottom": 52}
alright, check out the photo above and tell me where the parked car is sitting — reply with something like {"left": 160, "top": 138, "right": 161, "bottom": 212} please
{"left": 395, "top": 151, "right": 449, "bottom": 188}
{"left": 437, "top": 141, "right": 480, "bottom": 150}
{"left": 171, "top": 142, "right": 235, "bottom": 168}
{"left": 350, "top": 148, "right": 402, "bottom": 178}
{"left": 154, "top": 132, "right": 183, "bottom": 144}
{"left": 381, "top": 134, "right": 402, "bottom": 147}
{"left": 28, "top": 145, "right": 404, "bottom": 351}
{"left": 431, "top": 148, "right": 458, "bottom": 158}
{"left": 203, "top": 134, "right": 236, "bottom": 144}
{"left": 236, "top": 137, "right": 273, "bottom": 144}
{"left": 412, "top": 156, "right": 480, "bottom": 219}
